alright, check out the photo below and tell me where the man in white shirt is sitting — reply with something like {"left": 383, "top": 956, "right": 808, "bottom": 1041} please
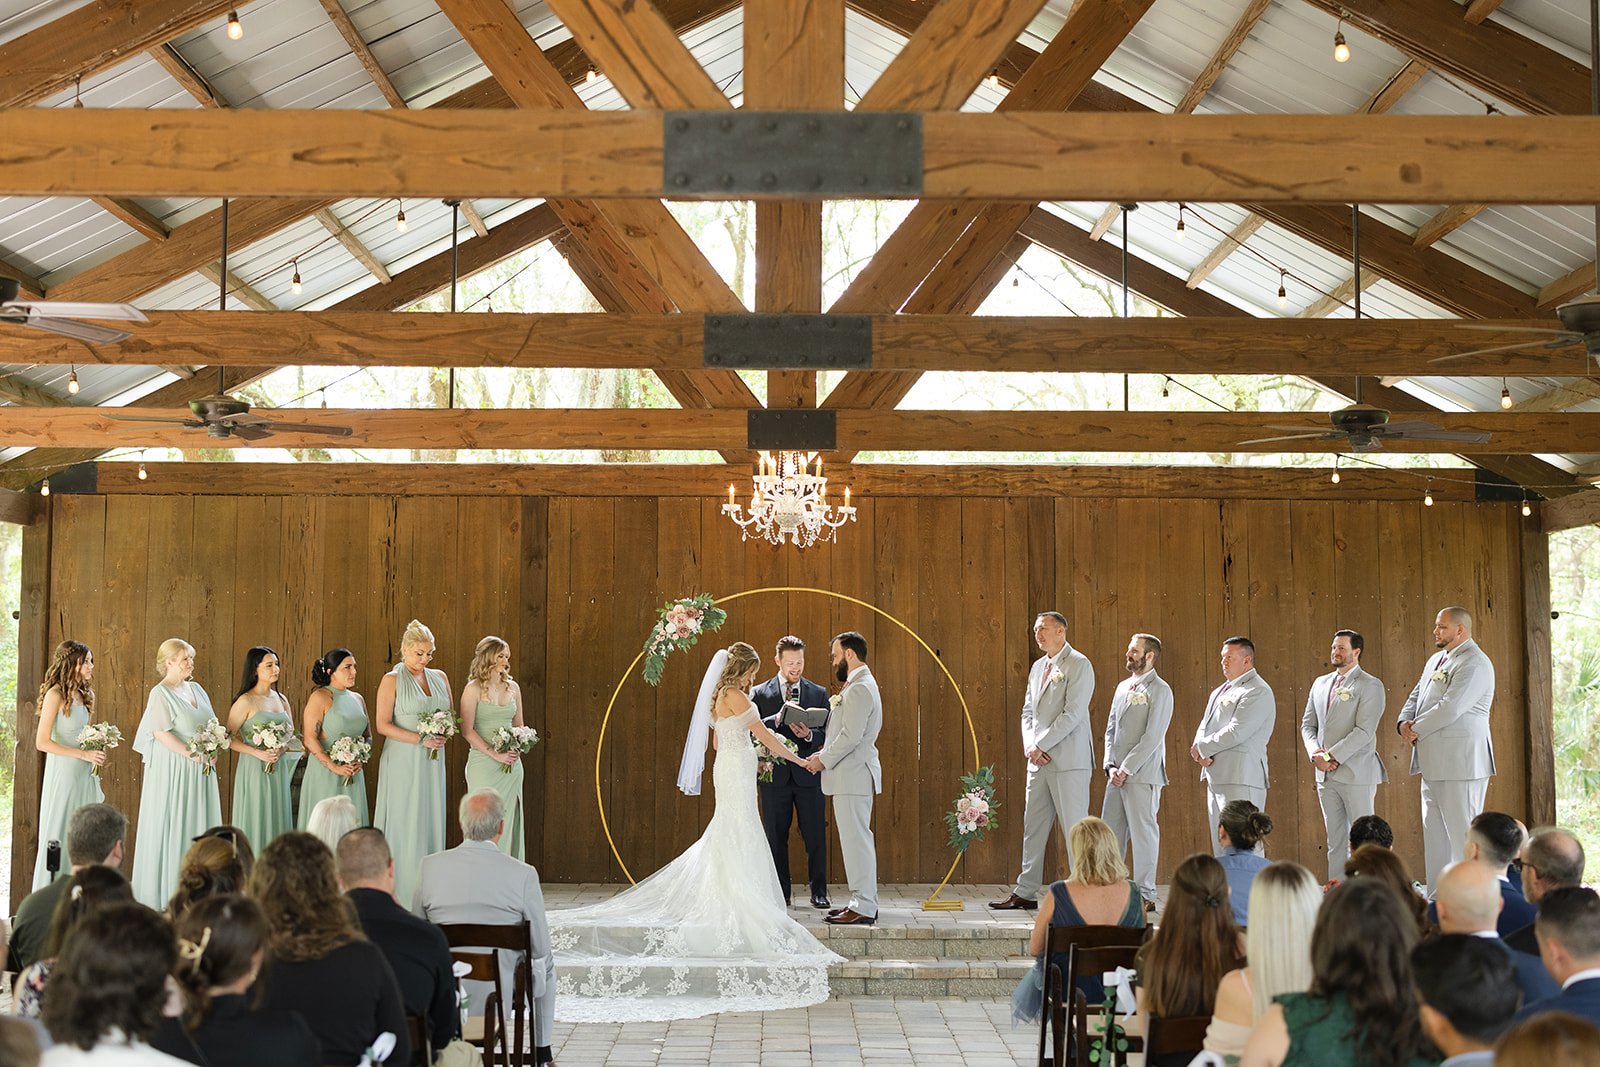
{"left": 1301, "top": 630, "right": 1386, "bottom": 882}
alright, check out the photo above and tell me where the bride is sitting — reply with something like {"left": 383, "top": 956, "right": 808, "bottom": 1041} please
{"left": 548, "top": 641, "right": 845, "bottom": 1022}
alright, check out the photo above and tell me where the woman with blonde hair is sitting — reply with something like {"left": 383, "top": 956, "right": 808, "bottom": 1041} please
{"left": 30, "top": 640, "right": 104, "bottom": 892}
{"left": 1012, "top": 816, "right": 1146, "bottom": 1024}
{"left": 1206, "top": 861, "right": 1321, "bottom": 1055}
{"left": 459, "top": 635, "right": 528, "bottom": 858}
{"left": 372, "top": 620, "right": 452, "bottom": 906}
{"left": 131, "top": 637, "right": 224, "bottom": 909}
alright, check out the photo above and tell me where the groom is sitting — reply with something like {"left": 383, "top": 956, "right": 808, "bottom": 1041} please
{"left": 803, "top": 631, "right": 882, "bottom": 926}
{"left": 752, "top": 635, "right": 831, "bottom": 909}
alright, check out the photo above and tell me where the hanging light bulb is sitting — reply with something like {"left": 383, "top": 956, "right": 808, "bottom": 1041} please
{"left": 1333, "top": 20, "right": 1350, "bottom": 63}
{"left": 986, "top": 69, "right": 1000, "bottom": 90}
{"left": 395, "top": 202, "right": 407, "bottom": 233}
{"left": 1424, "top": 478, "right": 1434, "bottom": 507}
{"left": 1521, "top": 491, "right": 1533, "bottom": 517}
{"left": 138, "top": 462, "right": 148, "bottom": 481}
{"left": 290, "top": 259, "right": 303, "bottom": 295}
{"left": 1012, "top": 273, "right": 1020, "bottom": 288}
{"left": 319, "top": 389, "right": 328, "bottom": 409}
{"left": 1500, "top": 380, "right": 1513, "bottom": 409}
{"left": 1276, "top": 269, "right": 1288, "bottom": 309}
{"left": 585, "top": 65, "right": 598, "bottom": 84}
{"left": 40, "top": 479, "right": 49, "bottom": 497}
{"left": 67, "top": 367, "right": 80, "bottom": 395}
{"left": 1175, "top": 203, "right": 1187, "bottom": 241}
{"left": 226, "top": 9, "right": 243, "bottom": 40}
{"left": 1331, "top": 455, "right": 1341, "bottom": 484}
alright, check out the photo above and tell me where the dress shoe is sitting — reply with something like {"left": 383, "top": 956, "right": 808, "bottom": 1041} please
{"left": 825, "top": 908, "right": 876, "bottom": 925}
{"left": 811, "top": 894, "right": 832, "bottom": 910}
{"left": 826, "top": 905, "right": 848, "bottom": 917}
{"left": 988, "top": 893, "right": 1038, "bottom": 911}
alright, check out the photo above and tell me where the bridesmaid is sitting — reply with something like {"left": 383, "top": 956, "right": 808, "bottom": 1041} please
{"left": 227, "top": 647, "right": 296, "bottom": 849}
{"left": 30, "top": 640, "right": 106, "bottom": 891}
{"left": 298, "top": 647, "right": 371, "bottom": 830}
{"left": 372, "top": 619, "right": 452, "bottom": 906}
{"left": 131, "top": 638, "right": 224, "bottom": 909}
{"left": 460, "top": 635, "right": 527, "bottom": 860}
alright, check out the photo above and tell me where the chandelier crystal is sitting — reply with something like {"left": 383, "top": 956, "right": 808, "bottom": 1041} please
{"left": 722, "top": 450, "right": 857, "bottom": 548}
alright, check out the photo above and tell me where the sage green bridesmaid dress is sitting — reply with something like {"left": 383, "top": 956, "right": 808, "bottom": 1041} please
{"left": 231, "top": 700, "right": 296, "bottom": 849}
{"left": 464, "top": 697, "right": 525, "bottom": 860}
{"left": 373, "top": 665, "right": 449, "bottom": 907}
{"left": 298, "top": 686, "right": 370, "bottom": 829}
{"left": 131, "top": 682, "right": 223, "bottom": 909}
{"left": 31, "top": 701, "right": 105, "bottom": 891}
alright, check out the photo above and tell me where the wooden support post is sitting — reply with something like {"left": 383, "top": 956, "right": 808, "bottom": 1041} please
{"left": 1521, "top": 522, "right": 1556, "bottom": 825}
{"left": 10, "top": 508, "right": 51, "bottom": 911}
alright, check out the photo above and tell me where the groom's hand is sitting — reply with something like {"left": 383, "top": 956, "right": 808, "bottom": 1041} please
{"left": 802, "top": 755, "right": 823, "bottom": 774}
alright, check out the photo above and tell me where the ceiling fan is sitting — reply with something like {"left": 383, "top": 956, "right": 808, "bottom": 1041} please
{"left": 0, "top": 277, "right": 148, "bottom": 345}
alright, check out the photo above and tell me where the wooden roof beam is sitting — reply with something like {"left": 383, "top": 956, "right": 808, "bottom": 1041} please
{"left": 1296, "top": 271, "right": 1382, "bottom": 319}
{"left": 459, "top": 201, "right": 490, "bottom": 238}
{"left": 543, "top": 0, "right": 730, "bottom": 110}
{"left": 91, "top": 197, "right": 169, "bottom": 242}
{"left": 855, "top": 0, "right": 1047, "bottom": 111}
{"left": 0, "top": 253, "right": 45, "bottom": 299}
{"left": 1516, "top": 379, "right": 1600, "bottom": 414}
{"left": 0, "top": 372, "right": 68, "bottom": 407}
{"left": 1187, "top": 214, "right": 1264, "bottom": 289}
{"left": 196, "top": 264, "right": 277, "bottom": 311}
{"left": 1538, "top": 262, "right": 1597, "bottom": 310}
{"left": 313, "top": 208, "right": 392, "bottom": 285}
{"left": 317, "top": 0, "right": 407, "bottom": 107}
{"left": 149, "top": 41, "right": 228, "bottom": 108}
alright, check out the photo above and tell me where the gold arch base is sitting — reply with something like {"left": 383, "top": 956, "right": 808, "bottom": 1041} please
{"left": 593, "top": 586, "right": 982, "bottom": 912}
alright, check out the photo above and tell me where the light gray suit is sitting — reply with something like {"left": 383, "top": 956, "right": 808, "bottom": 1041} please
{"left": 1193, "top": 667, "right": 1275, "bottom": 854}
{"left": 1398, "top": 638, "right": 1496, "bottom": 893}
{"left": 1100, "top": 669, "right": 1173, "bottom": 904}
{"left": 413, "top": 839, "right": 555, "bottom": 1050}
{"left": 1300, "top": 664, "right": 1387, "bottom": 881}
{"left": 1014, "top": 643, "right": 1095, "bottom": 899}
{"left": 818, "top": 664, "right": 883, "bottom": 918}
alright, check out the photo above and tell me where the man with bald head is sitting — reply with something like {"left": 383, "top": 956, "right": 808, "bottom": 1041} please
{"left": 1507, "top": 828, "right": 1588, "bottom": 955}
{"left": 1398, "top": 606, "right": 1496, "bottom": 895}
{"left": 1434, "top": 860, "right": 1559, "bottom": 1005}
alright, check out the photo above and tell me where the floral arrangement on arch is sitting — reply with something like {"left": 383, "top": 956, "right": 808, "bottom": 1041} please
{"left": 943, "top": 765, "right": 1000, "bottom": 853}
{"left": 642, "top": 594, "right": 727, "bottom": 686}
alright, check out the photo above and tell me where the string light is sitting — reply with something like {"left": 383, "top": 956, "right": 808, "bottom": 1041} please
{"left": 986, "top": 69, "right": 1000, "bottom": 90}
{"left": 40, "top": 479, "right": 49, "bottom": 497}
{"left": 138, "top": 461, "right": 148, "bottom": 481}
{"left": 67, "top": 367, "right": 79, "bottom": 395}
{"left": 226, "top": 9, "right": 243, "bottom": 40}
{"left": 1424, "top": 478, "right": 1434, "bottom": 507}
{"left": 290, "top": 259, "right": 303, "bottom": 295}
{"left": 1277, "top": 269, "right": 1288, "bottom": 309}
{"left": 585, "top": 65, "right": 598, "bottom": 84}
{"left": 1521, "top": 490, "right": 1533, "bottom": 518}
{"left": 73, "top": 77, "right": 84, "bottom": 108}
{"left": 1500, "top": 380, "right": 1513, "bottom": 409}
{"left": 1333, "top": 19, "right": 1350, "bottom": 63}
{"left": 1331, "top": 455, "right": 1341, "bottom": 484}
{"left": 1161, "top": 377, "right": 1171, "bottom": 399}
{"left": 1012, "top": 273, "right": 1020, "bottom": 288}
{"left": 1174, "top": 203, "right": 1187, "bottom": 241}
{"left": 394, "top": 201, "right": 407, "bottom": 234}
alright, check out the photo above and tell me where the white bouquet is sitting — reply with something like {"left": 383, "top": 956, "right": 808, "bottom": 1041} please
{"left": 187, "top": 719, "right": 229, "bottom": 776}
{"left": 77, "top": 721, "right": 123, "bottom": 778}
{"left": 328, "top": 735, "right": 371, "bottom": 787}
{"left": 248, "top": 719, "right": 295, "bottom": 775}
{"left": 416, "top": 710, "right": 459, "bottom": 760}
{"left": 490, "top": 725, "right": 540, "bottom": 774}
{"left": 754, "top": 734, "right": 800, "bottom": 783}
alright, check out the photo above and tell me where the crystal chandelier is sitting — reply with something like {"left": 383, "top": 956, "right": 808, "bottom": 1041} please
{"left": 723, "top": 451, "right": 857, "bottom": 547}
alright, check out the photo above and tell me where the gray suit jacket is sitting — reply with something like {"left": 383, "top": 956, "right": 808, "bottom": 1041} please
{"left": 818, "top": 665, "right": 882, "bottom": 796}
{"left": 1193, "top": 668, "right": 1275, "bottom": 789}
{"left": 1398, "top": 638, "right": 1496, "bottom": 780}
{"left": 1102, "top": 670, "right": 1172, "bottom": 786}
{"left": 413, "top": 839, "right": 553, "bottom": 998}
{"left": 1300, "top": 665, "right": 1388, "bottom": 785}
{"left": 1021, "top": 644, "right": 1095, "bottom": 774}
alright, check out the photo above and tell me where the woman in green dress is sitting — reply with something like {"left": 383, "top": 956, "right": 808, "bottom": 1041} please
{"left": 227, "top": 646, "right": 297, "bottom": 849}
{"left": 373, "top": 619, "right": 452, "bottom": 907}
{"left": 131, "top": 638, "right": 224, "bottom": 909}
{"left": 299, "top": 647, "right": 371, "bottom": 829}
{"left": 460, "top": 635, "right": 527, "bottom": 859}
{"left": 30, "top": 640, "right": 106, "bottom": 891}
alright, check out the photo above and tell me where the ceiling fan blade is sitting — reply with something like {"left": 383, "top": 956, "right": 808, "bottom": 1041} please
{"left": 262, "top": 421, "right": 355, "bottom": 437}
{"left": 105, "top": 414, "right": 202, "bottom": 426}
{"left": 1377, "top": 420, "right": 1445, "bottom": 434}
{"left": 1430, "top": 337, "right": 1582, "bottom": 363}
{"left": 1238, "top": 433, "right": 1334, "bottom": 446}
{"left": 1350, "top": 437, "right": 1384, "bottom": 453}
{"left": 1383, "top": 428, "right": 1494, "bottom": 444}
{"left": 1, "top": 300, "right": 148, "bottom": 322}
{"left": 18, "top": 315, "right": 131, "bottom": 345}
{"left": 224, "top": 412, "right": 273, "bottom": 426}
{"left": 227, "top": 423, "right": 273, "bottom": 441}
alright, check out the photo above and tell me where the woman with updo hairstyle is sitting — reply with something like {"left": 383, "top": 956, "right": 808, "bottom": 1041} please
{"left": 1216, "top": 799, "right": 1274, "bottom": 926}
{"left": 460, "top": 635, "right": 528, "bottom": 858}
{"left": 31, "top": 640, "right": 105, "bottom": 892}
{"left": 131, "top": 638, "right": 223, "bottom": 910}
{"left": 38, "top": 902, "right": 180, "bottom": 1065}
{"left": 13, "top": 864, "right": 134, "bottom": 1018}
{"left": 372, "top": 620, "right": 452, "bottom": 906}
{"left": 298, "top": 648, "right": 370, "bottom": 831}
{"left": 1136, "top": 853, "right": 1244, "bottom": 1038}
{"left": 166, "top": 834, "right": 250, "bottom": 920}
{"left": 172, "top": 894, "right": 320, "bottom": 1067}
{"left": 227, "top": 646, "right": 299, "bottom": 850}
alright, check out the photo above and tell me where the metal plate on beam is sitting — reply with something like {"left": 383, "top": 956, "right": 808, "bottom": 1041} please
{"left": 704, "top": 314, "right": 872, "bottom": 370}
{"left": 748, "top": 409, "right": 837, "bottom": 452}
{"left": 664, "top": 112, "right": 922, "bottom": 197}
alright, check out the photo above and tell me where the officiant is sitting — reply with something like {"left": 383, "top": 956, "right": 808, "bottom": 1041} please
{"left": 754, "top": 635, "right": 831, "bottom": 910}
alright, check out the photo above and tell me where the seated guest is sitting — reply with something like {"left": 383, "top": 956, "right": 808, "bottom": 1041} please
{"left": 13, "top": 865, "right": 134, "bottom": 1018}
{"left": 0, "top": 1018, "right": 42, "bottom": 1066}
{"left": 1519, "top": 888, "right": 1600, "bottom": 1026}
{"left": 415, "top": 791, "right": 557, "bottom": 1066}
{"left": 1508, "top": 829, "right": 1586, "bottom": 956}
{"left": 1427, "top": 813, "right": 1535, "bottom": 936}
{"left": 1216, "top": 800, "right": 1273, "bottom": 926}
{"left": 305, "top": 795, "right": 360, "bottom": 855}
{"left": 39, "top": 902, "right": 184, "bottom": 1066}
{"left": 1434, "top": 861, "right": 1558, "bottom": 1005}
{"left": 172, "top": 894, "right": 319, "bottom": 1067}
{"left": 1239, "top": 878, "right": 1433, "bottom": 1067}
{"left": 167, "top": 835, "right": 250, "bottom": 919}
{"left": 1012, "top": 816, "right": 1146, "bottom": 1025}
{"left": 192, "top": 825, "right": 255, "bottom": 878}
{"left": 1137, "top": 854, "right": 1243, "bottom": 1064}
{"left": 1208, "top": 863, "right": 1322, "bottom": 1057}
{"left": 338, "top": 828, "right": 458, "bottom": 1058}
{"left": 1413, "top": 935, "right": 1520, "bottom": 1067}
{"left": 1498, "top": 1013, "right": 1600, "bottom": 1067}
{"left": 8, "top": 803, "right": 125, "bottom": 973}
{"left": 1349, "top": 814, "right": 1393, "bottom": 852}
{"left": 1345, "top": 844, "right": 1431, "bottom": 939}
{"left": 250, "top": 832, "right": 409, "bottom": 1067}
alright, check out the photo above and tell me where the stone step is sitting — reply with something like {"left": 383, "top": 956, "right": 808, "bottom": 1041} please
{"left": 799, "top": 919, "right": 1034, "bottom": 960}
{"left": 827, "top": 955, "right": 1035, "bottom": 998}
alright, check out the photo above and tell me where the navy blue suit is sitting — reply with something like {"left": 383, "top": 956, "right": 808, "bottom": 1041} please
{"left": 1517, "top": 976, "right": 1600, "bottom": 1027}
{"left": 1428, "top": 879, "right": 1538, "bottom": 938}
{"left": 1485, "top": 936, "right": 1560, "bottom": 1008}
{"left": 753, "top": 673, "right": 829, "bottom": 902}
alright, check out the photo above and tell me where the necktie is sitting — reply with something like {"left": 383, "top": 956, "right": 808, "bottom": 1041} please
{"left": 1042, "top": 660, "right": 1055, "bottom": 685}
{"left": 789, "top": 684, "right": 799, "bottom": 704}
{"left": 1327, "top": 675, "right": 1341, "bottom": 713}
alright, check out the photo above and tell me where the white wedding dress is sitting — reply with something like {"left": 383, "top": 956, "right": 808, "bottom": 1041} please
{"left": 548, "top": 706, "right": 844, "bottom": 1022}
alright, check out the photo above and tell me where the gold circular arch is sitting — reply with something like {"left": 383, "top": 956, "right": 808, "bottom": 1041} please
{"left": 593, "top": 586, "right": 981, "bottom": 887}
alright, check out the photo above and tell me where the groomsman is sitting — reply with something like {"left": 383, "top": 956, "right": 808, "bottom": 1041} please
{"left": 991, "top": 612, "right": 1095, "bottom": 911}
{"left": 1300, "top": 629, "right": 1387, "bottom": 882}
{"left": 1191, "top": 637, "right": 1275, "bottom": 855}
{"left": 1101, "top": 633, "right": 1172, "bottom": 912}
{"left": 752, "top": 635, "right": 830, "bottom": 909}
{"left": 1399, "top": 606, "right": 1496, "bottom": 895}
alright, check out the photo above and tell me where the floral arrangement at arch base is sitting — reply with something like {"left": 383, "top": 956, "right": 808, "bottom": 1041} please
{"left": 944, "top": 765, "right": 1000, "bottom": 852}
{"left": 642, "top": 594, "right": 727, "bottom": 686}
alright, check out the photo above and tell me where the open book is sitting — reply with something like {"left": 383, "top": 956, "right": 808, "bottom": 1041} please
{"left": 778, "top": 700, "right": 829, "bottom": 732}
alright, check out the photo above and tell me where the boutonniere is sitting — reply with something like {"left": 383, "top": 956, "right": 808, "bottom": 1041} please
{"left": 829, "top": 692, "right": 844, "bottom": 710}
{"left": 1335, "top": 686, "right": 1354, "bottom": 702}
{"left": 1430, "top": 668, "right": 1449, "bottom": 684}
{"left": 1127, "top": 689, "right": 1149, "bottom": 706}
{"left": 1220, "top": 688, "right": 1244, "bottom": 707}
{"left": 1044, "top": 664, "right": 1064, "bottom": 687}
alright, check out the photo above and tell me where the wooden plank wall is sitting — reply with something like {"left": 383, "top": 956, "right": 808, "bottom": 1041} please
{"left": 11, "top": 492, "right": 1533, "bottom": 905}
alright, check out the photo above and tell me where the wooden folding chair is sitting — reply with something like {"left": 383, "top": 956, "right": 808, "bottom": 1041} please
{"left": 439, "top": 922, "right": 538, "bottom": 1067}
{"left": 1065, "top": 930, "right": 1146, "bottom": 1067}
{"left": 406, "top": 1012, "right": 432, "bottom": 1067}
{"left": 1142, "top": 1013, "right": 1212, "bottom": 1067}
{"left": 1036, "top": 925, "right": 1147, "bottom": 1067}
{"left": 450, "top": 948, "right": 507, "bottom": 1067}
{"left": 1035, "top": 957, "right": 1068, "bottom": 1067}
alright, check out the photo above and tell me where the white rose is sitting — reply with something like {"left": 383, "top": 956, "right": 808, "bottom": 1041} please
{"left": 1128, "top": 690, "right": 1148, "bottom": 706}
{"left": 1431, "top": 669, "right": 1449, "bottom": 683}
{"left": 1336, "top": 688, "right": 1353, "bottom": 702}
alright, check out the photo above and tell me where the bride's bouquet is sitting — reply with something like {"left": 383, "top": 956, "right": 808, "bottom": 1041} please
{"left": 77, "top": 721, "right": 122, "bottom": 778}
{"left": 490, "top": 725, "right": 540, "bottom": 773}
{"left": 642, "top": 593, "right": 727, "bottom": 685}
{"left": 248, "top": 720, "right": 295, "bottom": 774}
{"left": 187, "top": 720, "right": 230, "bottom": 776}
{"left": 943, "top": 765, "right": 1000, "bottom": 853}
{"left": 754, "top": 734, "right": 800, "bottom": 783}
{"left": 416, "top": 710, "right": 459, "bottom": 760}
{"left": 328, "top": 735, "right": 371, "bottom": 786}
